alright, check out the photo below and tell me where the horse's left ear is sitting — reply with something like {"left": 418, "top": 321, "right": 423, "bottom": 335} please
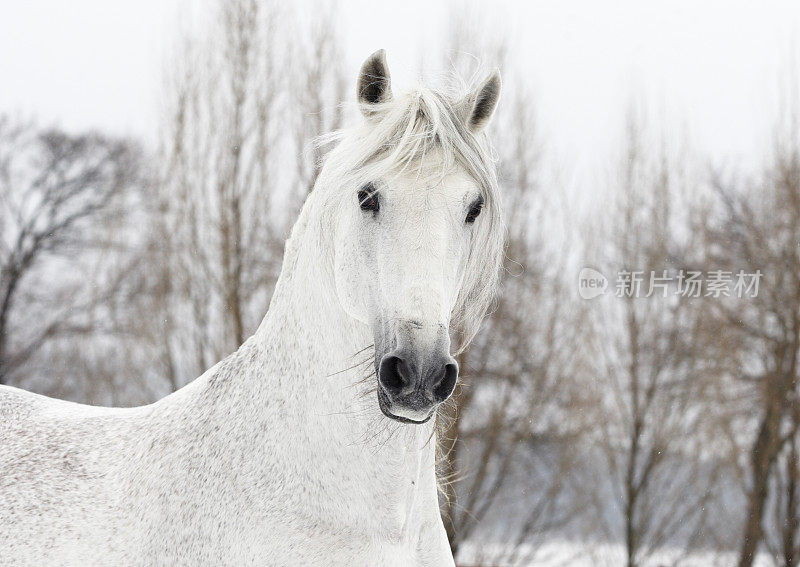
{"left": 462, "top": 70, "right": 502, "bottom": 133}
{"left": 358, "top": 49, "right": 392, "bottom": 116}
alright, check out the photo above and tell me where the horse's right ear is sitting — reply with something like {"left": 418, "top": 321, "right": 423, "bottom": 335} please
{"left": 462, "top": 70, "right": 501, "bottom": 134}
{"left": 357, "top": 49, "right": 392, "bottom": 116}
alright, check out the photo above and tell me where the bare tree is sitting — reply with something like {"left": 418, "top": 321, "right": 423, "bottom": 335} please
{"left": 153, "top": 0, "right": 287, "bottom": 384}
{"left": 0, "top": 116, "right": 140, "bottom": 389}
{"left": 290, "top": 1, "right": 347, "bottom": 199}
{"left": 700, "top": 69, "right": 800, "bottom": 566}
{"left": 579, "top": 106, "right": 720, "bottom": 567}
{"left": 144, "top": 0, "right": 350, "bottom": 392}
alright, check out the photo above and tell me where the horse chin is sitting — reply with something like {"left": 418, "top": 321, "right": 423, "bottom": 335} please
{"left": 377, "top": 388, "right": 434, "bottom": 424}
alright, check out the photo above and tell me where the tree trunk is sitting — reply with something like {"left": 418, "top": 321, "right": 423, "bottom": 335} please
{"left": 783, "top": 433, "right": 799, "bottom": 566}
{"left": 738, "top": 405, "right": 782, "bottom": 567}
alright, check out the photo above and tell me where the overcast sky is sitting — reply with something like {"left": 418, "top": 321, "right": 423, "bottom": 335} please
{"left": 1, "top": 0, "right": 798, "bottom": 183}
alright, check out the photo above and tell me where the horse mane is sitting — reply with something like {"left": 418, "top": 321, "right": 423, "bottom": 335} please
{"left": 310, "top": 79, "right": 506, "bottom": 353}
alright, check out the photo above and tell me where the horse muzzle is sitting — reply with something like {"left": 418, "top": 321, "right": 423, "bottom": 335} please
{"left": 374, "top": 321, "right": 458, "bottom": 423}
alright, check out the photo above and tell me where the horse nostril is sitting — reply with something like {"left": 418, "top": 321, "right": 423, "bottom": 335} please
{"left": 379, "top": 355, "right": 409, "bottom": 394}
{"left": 432, "top": 361, "right": 458, "bottom": 403}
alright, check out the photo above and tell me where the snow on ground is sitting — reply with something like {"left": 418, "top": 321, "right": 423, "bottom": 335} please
{"left": 458, "top": 540, "right": 777, "bottom": 567}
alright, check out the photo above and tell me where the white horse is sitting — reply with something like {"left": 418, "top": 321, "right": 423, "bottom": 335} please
{"left": 0, "top": 50, "right": 503, "bottom": 566}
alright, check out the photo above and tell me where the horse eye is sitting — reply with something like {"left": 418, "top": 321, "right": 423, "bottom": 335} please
{"left": 465, "top": 197, "right": 484, "bottom": 224}
{"left": 358, "top": 184, "right": 379, "bottom": 214}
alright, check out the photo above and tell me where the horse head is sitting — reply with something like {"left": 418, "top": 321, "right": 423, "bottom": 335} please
{"left": 316, "top": 50, "right": 504, "bottom": 423}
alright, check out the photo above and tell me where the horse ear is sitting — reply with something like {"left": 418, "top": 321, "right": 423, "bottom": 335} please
{"left": 463, "top": 70, "right": 501, "bottom": 133}
{"left": 357, "top": 49, "right": 392, "bottom": 115}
